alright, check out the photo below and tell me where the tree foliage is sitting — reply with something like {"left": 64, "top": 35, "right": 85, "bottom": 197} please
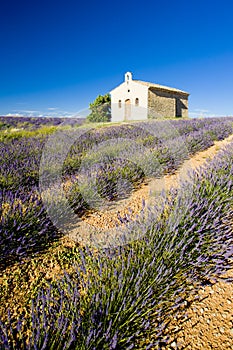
{"left": 87, "top": 94, "right": 111, "bottom": 122}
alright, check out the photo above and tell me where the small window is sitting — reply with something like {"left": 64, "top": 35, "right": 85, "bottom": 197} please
{"left": 135, "top": 98, "right": 139, "bottom": 106}
{"left": 118, "top": 100, "right": 122, "bottom": 108}
{"left": 128, "top": 89, "right": 130, "bottom": 92}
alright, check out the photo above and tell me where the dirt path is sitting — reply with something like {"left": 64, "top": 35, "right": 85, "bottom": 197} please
{"left": 165, "top": 269, "right": 233, "bottom": 349}
{"left": 66, "top": 134, "right": 233, "bottom": 349}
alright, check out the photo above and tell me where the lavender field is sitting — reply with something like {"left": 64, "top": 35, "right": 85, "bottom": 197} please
{"left": 0, "top": 116, "right": 233, "bottom": 349}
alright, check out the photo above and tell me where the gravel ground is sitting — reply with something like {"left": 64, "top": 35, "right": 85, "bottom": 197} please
{"left": 164, "top": 268, "right": 233, "bottom": 350}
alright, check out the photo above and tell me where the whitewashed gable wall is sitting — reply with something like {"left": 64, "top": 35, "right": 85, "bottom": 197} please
{"left": 110, "top": 73, "right": 148, "bottom": 122}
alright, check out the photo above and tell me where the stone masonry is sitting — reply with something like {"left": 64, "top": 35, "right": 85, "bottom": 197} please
{"left": 148, "top": 88, "right": 189, "bottom": 118}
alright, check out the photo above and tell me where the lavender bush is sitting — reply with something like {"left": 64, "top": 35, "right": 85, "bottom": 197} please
{"left": 0, "top": 188, "right": 62, "bottom": 269}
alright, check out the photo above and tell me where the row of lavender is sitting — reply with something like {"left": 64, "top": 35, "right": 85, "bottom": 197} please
{"left": 1, "top": 117, "right": 233, "bottom": 192}
{"left": 0, "top": 116, "right": 84, "bottom": 130}
{"left": 1, "top": 117, "right": 233, "bottom": 269}
{"left": 1, "top": 135, "right": 233, "bottom": 349}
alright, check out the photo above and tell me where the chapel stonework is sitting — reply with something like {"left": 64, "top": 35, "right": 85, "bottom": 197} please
{"left": 110, "top": 72, "right": 189, "bottom": 122}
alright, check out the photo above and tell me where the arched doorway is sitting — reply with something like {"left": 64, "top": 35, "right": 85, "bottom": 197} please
{"left": 125, "top": 99, "right": 131, "bottom": 120}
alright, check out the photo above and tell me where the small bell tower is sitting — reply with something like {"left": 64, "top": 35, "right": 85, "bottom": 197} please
{"left": 125, "top": 71, "right": 132, "bottom": 83}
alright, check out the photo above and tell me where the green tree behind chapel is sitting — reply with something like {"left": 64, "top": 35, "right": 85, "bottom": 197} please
{"left": 87, "top": 94, "right": 111, "bottom": 122}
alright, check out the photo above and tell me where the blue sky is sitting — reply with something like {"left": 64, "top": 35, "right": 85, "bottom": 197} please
{"left": 1, "top": 0, "right": 233, "bottom": 118}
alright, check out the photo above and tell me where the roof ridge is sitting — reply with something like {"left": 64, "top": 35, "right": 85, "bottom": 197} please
{"left": 133, "top": 79, "right": 189, "bottom": 95}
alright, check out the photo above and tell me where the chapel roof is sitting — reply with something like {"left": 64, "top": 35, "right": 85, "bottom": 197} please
{"left": 134, "top": 80, "right": 189, "bottom": 95}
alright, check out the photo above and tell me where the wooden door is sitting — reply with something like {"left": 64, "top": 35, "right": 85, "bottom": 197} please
{"left": 125, "top": 99, "right": 131, "bottom": 120}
